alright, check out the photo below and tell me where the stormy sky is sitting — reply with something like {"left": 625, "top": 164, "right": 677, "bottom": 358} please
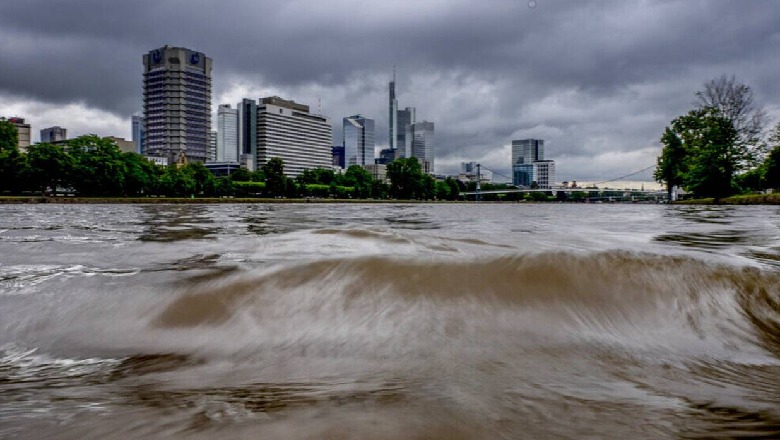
{"left": 1, "top": 0, "right": 778, "bottom": 181}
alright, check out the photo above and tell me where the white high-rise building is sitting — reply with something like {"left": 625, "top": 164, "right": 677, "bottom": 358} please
{"left": 343, "top": 114, "right": 375, "bottom": 167}
{"left": 408, "top": 121, "right": 435, "bottom": 174}
{"left": 217, "top": 104, "right": 239, "bottom": 162}
{"left": 256, "top": 96, "right": 332, "bottom": 177}
{"left": 533, "top": 160, "right": 556, "bottom": 189}
{"left": 208, "top": 131, "right": 217, "bottom": 162}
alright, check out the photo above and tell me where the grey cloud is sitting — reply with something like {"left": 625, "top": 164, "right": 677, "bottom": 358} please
{"left": 1, "top": 0, "right": 778, "bottom": 178}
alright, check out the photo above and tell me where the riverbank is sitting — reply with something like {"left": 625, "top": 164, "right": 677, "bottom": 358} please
{"left": 677, "top": 193, "right": 780, "bottom": 205}
{"left": 0, "top": 196, "right": 430, "bottom": 204}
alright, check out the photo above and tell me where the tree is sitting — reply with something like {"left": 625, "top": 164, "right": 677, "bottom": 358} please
{"left": 229, "top": 167, "right": 252, "bottom": 182}
{"left": 344, "top": 165, "right": 373, "bottom": 198}
{"left": 0, "top": 119, "right": 22, "bottom": 193}
{"left": 263, "top": 157, "right": 286, "bottom": 197}
{"left": 188, "top": 162, "right": 216, "bottom": 195}
{"left": 764, "top": 124, "right": 780, "bottom": 190}
{"left": 67, "top": 135, "right": 127, "bottom": 196}
{"left": 122, "top": 153, "right": 159, "bottom": 196}
{"left": 654, "top": 108, "right": 739, "bottom": 200}
{"left": 25, "top": 143, "right": 72, "bottom": 195}
{"left": 654, "top": 127, "right": 687, "bottom": 201}
{"left": 387, "top": 157, "right": 424, "bottom": 199}
{"left": 696, "top": 75, "right": 767, "bottom": 167}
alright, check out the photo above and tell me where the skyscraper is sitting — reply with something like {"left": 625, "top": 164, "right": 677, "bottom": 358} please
{"left": 396, "top": 107, "right": 415, "bottom": 158}
{"left": 216, "top": 104, "right": 239, "bottom": 162}
{"left": 142, "top": 46, "right": 212, "bottom": 163}
{"left": 256, "top": 96, "right": 332, "bottom": 177}
{"left": 388, "top": 72, "right": 398, "bottom": 151}
{"left": 343, "top": 114, "right": 375, "bottom": 167}
{"left": 238, "top": 98, "right": 257, "bottom": 170}
{"left": 512, "top": 139, "right": 544, "bottom": 165}
{"left": 40, "top": 126, "right": 67, "bottom": 143}
{"left": 408, "top": 121, "right": 435, "bottom": 174}
{"left": 131, "top": 116, "right": 144, "bottom": 153}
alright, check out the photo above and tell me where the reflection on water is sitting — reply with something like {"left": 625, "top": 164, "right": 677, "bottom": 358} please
{"left": 138, "top": 205, "right": 218, "bottom": 242}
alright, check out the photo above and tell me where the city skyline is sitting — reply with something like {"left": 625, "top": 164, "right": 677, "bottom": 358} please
{"left": 0, "top": 1, "right": 778, "bottom": 181}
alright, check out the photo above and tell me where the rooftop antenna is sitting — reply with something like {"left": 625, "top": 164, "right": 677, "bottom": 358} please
{"left": 318, "top": 97, "right": 322, "bottom": 114}
{"left": 393, "top": 65, "right": 396, "bottom": 82}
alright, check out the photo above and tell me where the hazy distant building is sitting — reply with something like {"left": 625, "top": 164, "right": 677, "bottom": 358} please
{"left": 332, "top": 146, "right": 345, "bottom": 168}
{"left": 375, "top": 148, "right": 396, "bottom": 165}
{"left": 4, "top": 117, "right": 31, "bottom": 151}
{"left": 408, "top": 121, "right": 435, "bottom": 173}
{"left": 238, "top": 98, "right": 258, "bottom": 171}
{"left": 107, "top": 136, "right": 136, "bottom": 153}
{"left": 533, "top": 160, "right": 555, "bottom": 189}
{"left": 131, "top": 116, "right": 144, "bottom": 153}
{"left": 217, "top": 104, "right": 239, "bottom": 162}
{"left": 343, "top": 114, "right": 375, "bottom": 167}
{"left": 364, "top": 163, "right": 388, "bottom": 184}
{"left": 460, "top": 161, "right": 492, "bottom": 182}
{"left": 512, "top": 139, "right": 544, "bottom": 186}
{"left": 256, "top": 96, "right": 331, "bottom": 177}
{"left": 40, "top": 126, "right": 67, "bottom": 143}
{"left": 143, "top": 45, "right": 212, "bottom": 163}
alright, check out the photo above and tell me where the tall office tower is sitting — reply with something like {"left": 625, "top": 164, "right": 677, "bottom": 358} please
{"left": 238, "top": 98, "right": 257, "bottom": 170}
{"left": 40, "top": 126, "right": 67, "bottom": 143}
{"left": 511, "top": 139, "right": 545, "bottom": 186}
{"left": 143, "top": 45, "right": 212, "bottom": 163}
{"left": 343, "top": 114, "right": 375, "bottom": 167}
{"left": 396, "top": 106, "right": 415, "bottom": 158}
{"left": 131, "top": 116, "right": 144, "bottom": 153}
{"left": 4, "top": 117, "right": 31, "bottom": 151}
{"left": 256, "top": 96, "right": 332, "bottom": 177}
{"left": 208, "top": 131, "right": 217, "bottom": 162}
{"left": 408, "top": 121, "right": 435, "bottom": 174}
{"left": 216, "top": 104, "right": 239, "bottom": 162}
{"left": 532, "top": 160, "right": 556, "bottom": 189}
{"left": 511, "top": 139, "right": 544, "bottom": 165}
{"left": 388, "top": 72, "right": 398, "bottom": 151}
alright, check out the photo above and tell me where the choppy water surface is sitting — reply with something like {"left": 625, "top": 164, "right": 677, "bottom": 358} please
{"left": 1, "top": 203, "right": 779, "bottom": 439}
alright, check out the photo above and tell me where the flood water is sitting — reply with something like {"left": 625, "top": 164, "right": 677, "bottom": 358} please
{"left": 1, "top": 203, "right": 779, "bottom": 439}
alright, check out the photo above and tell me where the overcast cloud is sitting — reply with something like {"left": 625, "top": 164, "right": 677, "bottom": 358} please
{"left": 1, "top": 0, "right": 778, "bottom": 181}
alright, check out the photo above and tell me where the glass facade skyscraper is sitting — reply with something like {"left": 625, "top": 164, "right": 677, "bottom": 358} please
{"left": 408, "top": 121, "right": 435, "bottom": 174}
{"left": 143, "top": 46, "right": 212, "bottom": 163}
{"left": 238, "top": 98, "right": 258, "bottom": 170}
{"left": 343, "top": 115, "right": 375, "bottom": 167}
{"left": 131, "top": 116, "right": 144, "bottom": 153}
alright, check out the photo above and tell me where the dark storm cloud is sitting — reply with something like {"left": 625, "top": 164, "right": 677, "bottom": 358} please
{"left": 1, "top": 0, "right": 778, "bottom": 179}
